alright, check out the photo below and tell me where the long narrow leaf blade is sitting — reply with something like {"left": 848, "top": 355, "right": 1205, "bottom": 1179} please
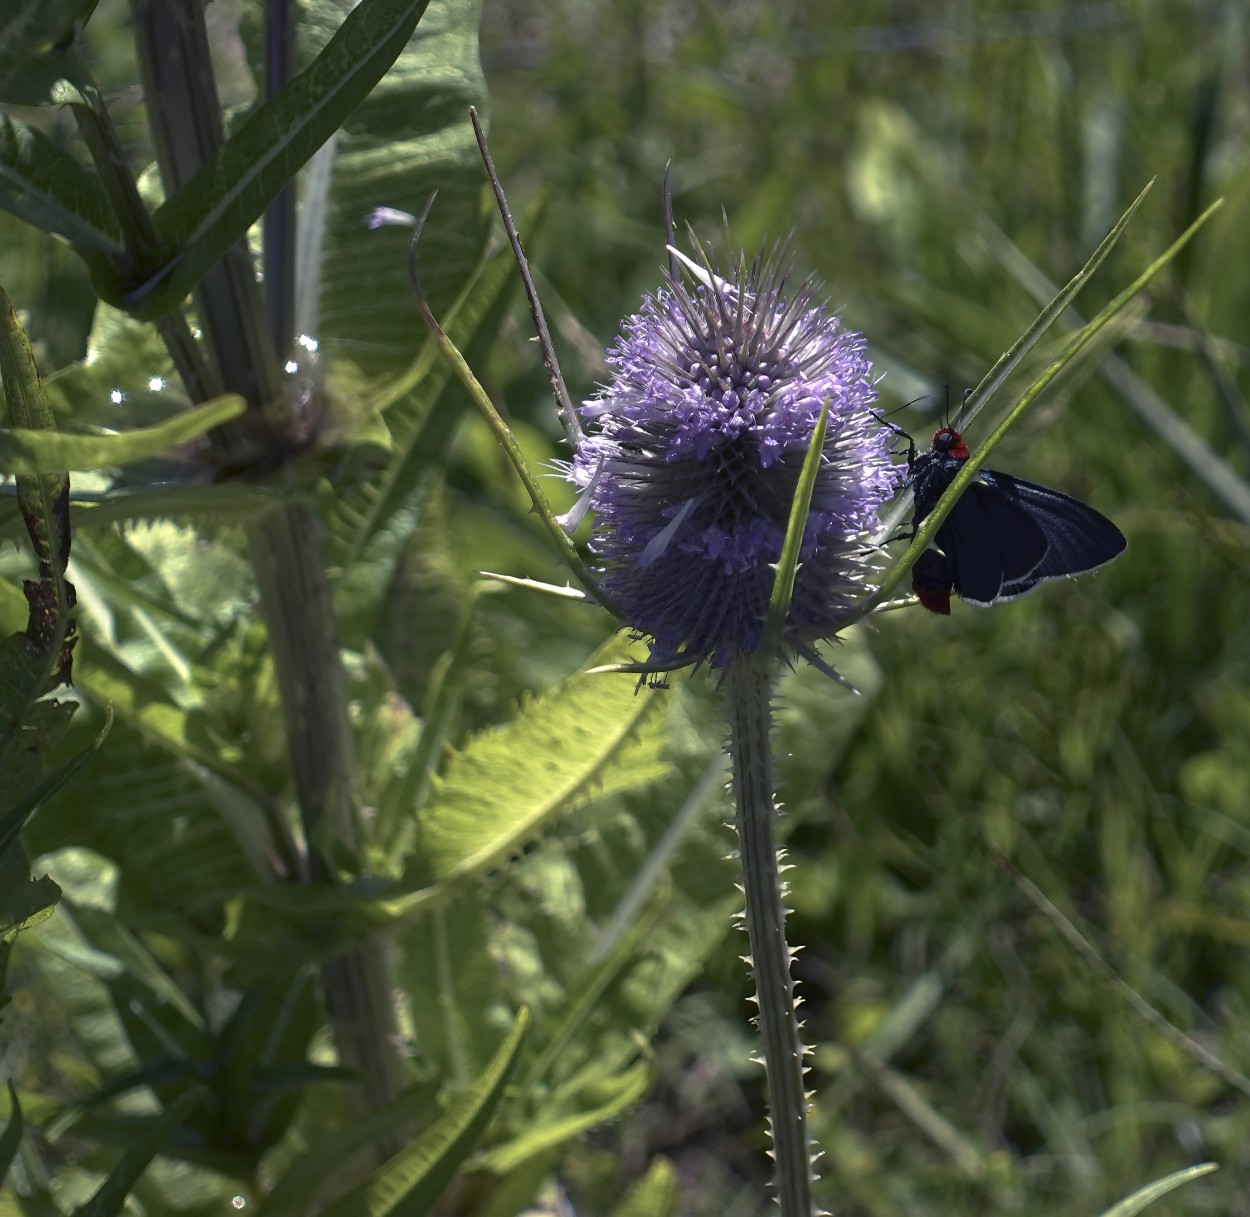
{"left": 871, "top": 197, "right": 1221, "bottom": 608}
{"left": 877, "top": 179, "right": 1153, "bottom": 541}
{"left": 0, "top": 394, "right": 245, "bottom": 473}
{"left": 0, "top": 115, "right": 123, "bottom": 259}
{"left": 320, "top": 1009, "right": 530, "bottom": 1217}
{"left": 761, "top": 397, "right": 829, "bottom": 655}
{"left": 139, "top": 0, "right": 433, "bottom": 318}
{"left": 71, "top": 1091, "right": 200, "bottom": 1217}
{"left": 0, "top": 1081, "right": 22, "bottom": 1182}
{"left": 1097, "top": 1162, "right": 1218, "bottom": 1217}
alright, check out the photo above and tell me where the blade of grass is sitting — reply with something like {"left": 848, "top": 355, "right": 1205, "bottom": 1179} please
{"left": 877, "top": 179, "right": 1153, "bottom": 540}
{"left": 1096, "top": 1163, "right": 1218, "bottom": 1217}
{"left": 985, "top": 214, "right": 1250, "bottom": 525}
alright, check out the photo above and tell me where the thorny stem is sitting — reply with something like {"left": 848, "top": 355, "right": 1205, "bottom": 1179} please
{"left": 724, "top": 656, "right": 819, "bottom": 1217}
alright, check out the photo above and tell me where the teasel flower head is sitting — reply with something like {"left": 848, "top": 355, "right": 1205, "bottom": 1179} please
{"left": 562, "top": 245, "right": 901, "bottom": 672}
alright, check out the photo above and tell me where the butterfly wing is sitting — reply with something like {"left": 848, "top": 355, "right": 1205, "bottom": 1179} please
{"left": 980, "top": 471, "right": 1126, "bottom": 598}
{"left": 933, "top": 479, "right": 1051, "bottom": 604}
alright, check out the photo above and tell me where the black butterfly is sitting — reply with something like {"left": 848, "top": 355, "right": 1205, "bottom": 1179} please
{"left": 904, "top": 426, "right": 1126, "bottom": 615}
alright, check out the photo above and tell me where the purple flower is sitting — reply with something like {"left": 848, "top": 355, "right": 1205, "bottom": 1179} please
{"left": 563, "top": 247, "right": 902, "bottom": 670}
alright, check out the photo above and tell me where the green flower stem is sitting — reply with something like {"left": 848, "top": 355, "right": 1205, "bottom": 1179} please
{"left": 724, "top": 655, "right": 817, "bottom": 1217}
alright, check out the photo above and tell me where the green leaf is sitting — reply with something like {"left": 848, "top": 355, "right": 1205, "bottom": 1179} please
{"left": 66, "top": 484, "right": 295, "bottom": 530}
{"left": 417, "top": 280, "right": 608, "bottom": 611}
{"left": 762, "top": 396, "right": 829, "bottom": 655}
{"left": 0, "top": 394, "right": 245, "bottom": 473}
{"left": 320, "top": 1008, "right": 530, "bottom": 1217}
{"left": 0, "top": 486, "right": 298, "bottom": 549}
{"left": 871, "top": 190, "right": 1221, "bottom": 608}
{"left": 137, "top": 0, "right": 435, "bottom": 319}
{"left": 0, "top": 2, "right": 97, "bottom": 104}
{"left": 260, "top": 1079, "right": 443, "bottom": 1217}
{"left": 330, "top": 223, "right": 527, "bottom": 575}
{"left": 410, "top": 644, "right": 665, "bottom": 887}
{"left": 608, "top": 1157, "right": 678, "bottom": 1217}
{"left": 518, "top": 889, "right": 666, "bottom": 1094}
{"left": 311, "top": 0, "right": 490, "bottom": 378}
{"left": 0, "top": 838, "right": 61, "bottom": 936}
{"left": 397, "top": 894, "right": 499, "bottom": 1085}
{"left": 0, "top": 1082, "right": 21, "bottom": 1184}
{"left": 224, "top": 648, "right": 672, "bottom": 975}
{"left": 70, "top": 1089, "right": 200, "bottom": 1217}
{"left": 479, "top": 1057, "right": 652, "bottom": 1175}
{"left": 0, "top": 707, "right": 107, "bottom": 838}
{"left": 70, "top": 648, "right": 261, "bottom": 795}
{"left": 23, "top": 725, "right": 264, "bottom": 931}
{"left": 1096, "top": 1163, "right": 1218, "bottom": 1217}
{"left": 0, "top": 114, "right": 122, "bottom": 259}
{"left": 0, "top": 280, "right": 69, "bottom": 569}
{"left": 0, "top": 1, "right": 92, "bottom": 81}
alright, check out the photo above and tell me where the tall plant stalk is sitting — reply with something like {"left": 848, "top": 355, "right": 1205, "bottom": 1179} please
{"left": 128, "top": 0, "right": 403, "bottom": 1129}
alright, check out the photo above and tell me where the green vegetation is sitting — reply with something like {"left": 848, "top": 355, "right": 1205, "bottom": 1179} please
{"left": 2, "top": 1, "right": 1247, "bottom": 1214}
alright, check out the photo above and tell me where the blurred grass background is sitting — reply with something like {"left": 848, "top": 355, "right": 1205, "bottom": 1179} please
{"left": 463, "top": 1, "right": 1250, "bottom": 1213}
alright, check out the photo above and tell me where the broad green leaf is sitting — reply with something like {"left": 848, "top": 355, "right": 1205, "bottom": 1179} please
{"left": 65, "top": 904, "right": 205, "bottom": 1031}
{"left": 410, "top": 646, "right": 666, "bottom": 886}
{"left": 479, "top": 1058, "right": 652, "bottom": 1175}
{"left": 398, "top": 891, "right": 502, "bottom": 1083}
{"left": 303, "top": 0, "right": 489, "bottom": 379}
{"left": 1096, "top": 1163, "right": 1218, "bottom": 1217}
{"left": 43, "top": 305, "right": 177, "bottom": 424}
{"left": 330, "top": 220, "right": 527, "bottom": 575}
{"left": 0, "top": 394, "right": 245, "bottom": 473}
{"left": 374, "top": 574, "right": 480, "bottom": 847}
{"left": 57, "top": 484, "right": 296, "bottom": 536}
{"left": 224, "top": 652, "right": 672, "bottom": 975}
{"left": 608, "top": 1157, "right": 678, "bottom": 1217}
{"left": 0, "top": 1, "right": 92, "bottom": 82}
{"left": 138, "top": 0, "right": 436, "bottom": 320}
{"left": 0, "top": 114, "right": 122, "bottom": 260}
{"left": 518, "top": 890, "right": 666, "bottom": 1094}
{"left": 23, "top": 725, "right": 264, "bottom": 930}
{"left": 0, "top": 631, "right": 75, "bottom": 758}
{"left": 71, "top": 649, "right": 261, "bottom": 793}
{"left": 70, "top": 1090, "right": 199, "bottom": 1217}
{"left": 320, "top": 1008, "right": 530, "bottom": 1217}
